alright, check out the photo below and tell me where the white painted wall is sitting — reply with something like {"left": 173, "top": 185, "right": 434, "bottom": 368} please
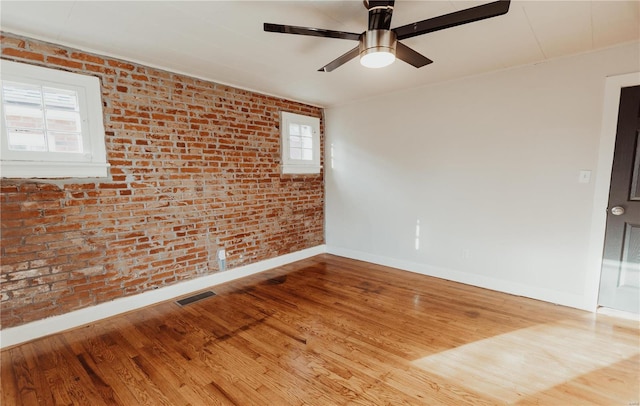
{"left": 325, "top": 42, "right": 640, "bottom": 311}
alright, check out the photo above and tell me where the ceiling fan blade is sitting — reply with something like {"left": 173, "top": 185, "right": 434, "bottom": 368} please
{"left": 367, "top": 0, "right": 395, "bottom": 31}
{"left": 393, "top": 0, "right": 510, "bottom": 41}
{"left": 264, "top": 23, "right": 360, "bottom": 41}
{"left": 318, "top": 46, "right": 360, "bottom": 72}
{"left": 395, "top": 42, "right": 433, "bottom": 68}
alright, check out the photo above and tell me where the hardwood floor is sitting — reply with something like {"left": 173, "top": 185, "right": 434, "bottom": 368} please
{"left": 2, "top": 254, "right": 638, "bottom": 405}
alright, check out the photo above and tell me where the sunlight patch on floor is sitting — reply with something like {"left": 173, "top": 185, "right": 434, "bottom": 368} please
{"left": 412, "top": 318, "right": 639, "bottom": 403}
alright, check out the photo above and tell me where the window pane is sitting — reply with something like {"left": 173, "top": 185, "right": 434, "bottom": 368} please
{"left": 302, "top": 137, "right": 313, "bottom": 149}
{"left": 300, "top": 124, "right": 312, "bottom": 137}
{"left": 289, "top": 135, "right": 301, "bottom": 148}
{"left": 2, "top": 82, "right": 42, "bottom": 107}
{"left": 43, "top": 87, "right": 79, "bottom": 111}
{"left": 48, "top": 131, "right": 83, "bottom": 153}
{"left": 46, "top": 109, "right": 82, "bottom": 132}
{"left": 290, "top": 147, "right": 301, "bottom": 160}
{"left": 7, "top": 128, "right": 47, "bottom": 151}
{"left": 289, "top": 123, "right": 300, "bottom": 136}
{"left": 302, "top": 149, "right": 313, "bottom": 160}
{"left": 4, "top": 105, "right": 44, "bottom": 129}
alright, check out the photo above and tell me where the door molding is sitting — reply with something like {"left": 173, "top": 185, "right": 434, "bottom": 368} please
{"left": 586, "top": 72, "right": 640, "bottom": 311}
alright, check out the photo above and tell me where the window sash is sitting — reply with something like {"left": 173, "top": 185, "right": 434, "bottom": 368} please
{"left": 1, "top": 79, "right": 92, "bottom": 162}
{"left": 281, "top": 111, "right": 320, "bottom": 174}
{"left": 0, "top": 59, "right": 109, "bottom": 178}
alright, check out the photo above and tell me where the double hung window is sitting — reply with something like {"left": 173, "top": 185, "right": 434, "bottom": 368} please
{"left": 0, "top": 59, "right": 108, "bottom": 178}
{"left": 280, "top": 111, "right": 320, "bottom": 174}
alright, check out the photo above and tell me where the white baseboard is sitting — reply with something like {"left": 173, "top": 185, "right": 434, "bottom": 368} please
{"left": 0, "top": 245, "right": 327, "bottom": 349}
{"left": 327, "top": 245, "right": 592, "bottom": 312}
{"left": 597, "top": 307, "right": 640, "bottom": 321}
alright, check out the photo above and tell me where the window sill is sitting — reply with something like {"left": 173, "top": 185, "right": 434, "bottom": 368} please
{"left": 1, "top": 160, "right": 110, "bottom": 179}
{"left": 281, "top": 164, "right": 321, "bottom": 175}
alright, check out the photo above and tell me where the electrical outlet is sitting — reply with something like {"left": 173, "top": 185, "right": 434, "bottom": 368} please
{"left": 217, "top": 249, "right": 226, "bottom": 272}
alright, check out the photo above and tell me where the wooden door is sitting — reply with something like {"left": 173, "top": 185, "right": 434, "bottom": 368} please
{"left": 598, "top": 85, "right": 640, "bottom": 314}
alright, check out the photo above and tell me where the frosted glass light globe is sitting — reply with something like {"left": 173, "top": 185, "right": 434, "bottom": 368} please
{"left": 360, "top": 51, "right": 396, "bottom": 68}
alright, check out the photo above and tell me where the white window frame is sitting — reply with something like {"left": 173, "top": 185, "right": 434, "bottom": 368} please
{"left": 280, "top": 111, "right": 321, "bottom": 174}
{"left": 0, "top": 59, "right": 109, "bottom": 178}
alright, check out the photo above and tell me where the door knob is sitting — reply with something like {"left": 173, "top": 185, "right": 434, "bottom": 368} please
{"left": 611, "top": 206, "right": 625, "bottom": 216}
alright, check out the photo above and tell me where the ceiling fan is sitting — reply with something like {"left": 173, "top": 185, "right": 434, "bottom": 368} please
{"left": 264, "top": 0, "right": 511, "bottom": 72}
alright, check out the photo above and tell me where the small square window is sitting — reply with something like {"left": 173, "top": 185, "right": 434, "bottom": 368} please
{"left": 281, "top": 111, "right": 320, "bottom": 174}
{"left": 0, "top": 60, "right": 109, "bottom": 178}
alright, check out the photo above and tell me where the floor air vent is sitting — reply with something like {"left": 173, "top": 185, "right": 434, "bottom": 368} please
{"left": 176, "top": 290, "right": 216, "bottom": 306}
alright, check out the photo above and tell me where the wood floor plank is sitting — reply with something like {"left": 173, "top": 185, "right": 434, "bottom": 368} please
{"left": 2, "top": 254, "right": 638, "bottom": 405}
{"left": 9, "top": 347, "right": 40, "bottom": 406}
{"left": 15, "top": 342, "right": 57, "bottom": 405}
{"left": 1, "top": 349, "right": 21, "bottom": 406}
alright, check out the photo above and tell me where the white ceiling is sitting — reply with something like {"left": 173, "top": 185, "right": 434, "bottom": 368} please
{"left": 1, "top": 1, "right": 639, "bottom": 107}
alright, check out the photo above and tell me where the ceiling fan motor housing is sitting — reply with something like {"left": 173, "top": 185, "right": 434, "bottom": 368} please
{"left": 359, "top": 30, "right": 397, "bottom": 66}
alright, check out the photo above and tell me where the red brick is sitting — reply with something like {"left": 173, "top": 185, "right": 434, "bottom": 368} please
{"left": 0, "top": 31, "right": 324, "bottom": 330}
{"left": 70, "top": 51, "right": 104, "bottom": 64}
{"left": 29, "top": 42, "right": 68, "bottom": 57}
{"left": 5, "top": 267, "right": 51, "bottom": 282}
{"left": 46, "top": 56, "right": 83, "bottom": 70}
{"left": 0, "top": 34, "right": 26, "bottom": 48}
{"left": 84, "top": 63, "right": 116, "bottom": 75}
{"left": 2, "top": 48, "right": 45, "bottom": 62}
{"left": 108, "top": 60, "right": 135, "bottom": 71}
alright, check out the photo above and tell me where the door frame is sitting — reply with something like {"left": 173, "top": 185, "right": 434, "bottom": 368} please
{"left": 586, "top": 72, "right": 640, "bottom": 311}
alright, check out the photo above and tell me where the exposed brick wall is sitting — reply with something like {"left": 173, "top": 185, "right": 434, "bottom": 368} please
{"left": 0, "top": 32, "right": 324, "bottom": 329}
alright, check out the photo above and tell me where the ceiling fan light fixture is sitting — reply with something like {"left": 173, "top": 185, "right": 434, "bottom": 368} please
{"left": 359, "top": 30, "right": 397, "bottom": 68}
{"left": 360, "top": 50, "right": 395, "bottom": 68}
